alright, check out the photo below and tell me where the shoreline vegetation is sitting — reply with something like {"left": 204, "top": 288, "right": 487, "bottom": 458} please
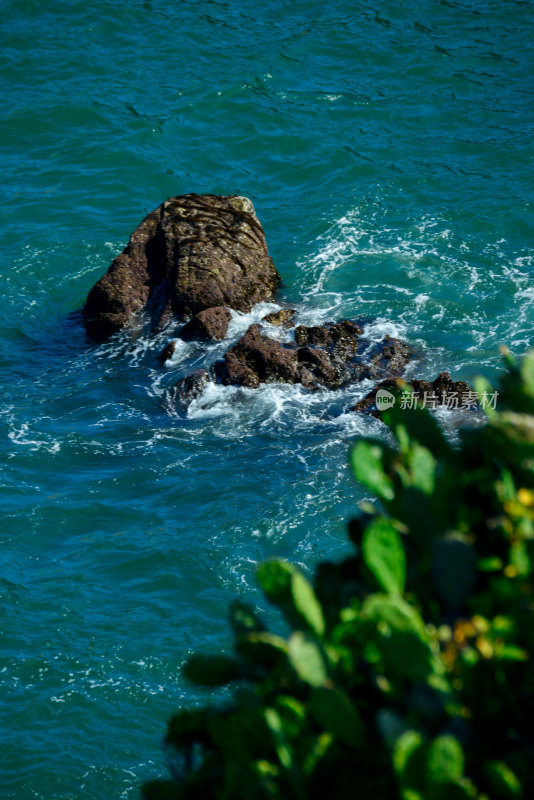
{"left": 143, "top": 349, "right": 534, "bottom": 800}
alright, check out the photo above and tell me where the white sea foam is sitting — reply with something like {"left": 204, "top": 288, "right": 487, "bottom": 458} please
{"left": 8, "top": 422, "right": 61, "bottom": 454}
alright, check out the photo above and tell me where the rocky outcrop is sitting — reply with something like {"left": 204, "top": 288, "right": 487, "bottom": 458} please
{"left": 81, "top": 194, "right": 471, "bottom": 413}
{"left": 361, "top": 336, "right": 414, "bottom": 381}
{"left": 214, "top": 325, "right": 311, "bottom": 388}
{"left": 263, "top": 308, "right": 297, "bottom": 327}
{"left": 83, "top": 194, "right": 279, "bottom": 340}
{"left": 172, "top": 369, "right": 211, "bottom": 405}
{"left": 353, "top": 372, "right": 474, "bottom": 415}
{"left": 179, "top": 306, "right": 232, "bottom": 342}
{"left": 212, "top": 321, "right": 414, "bottom": 391}
{"left": 294, "top": 320, "right": 363, "bottom": 351}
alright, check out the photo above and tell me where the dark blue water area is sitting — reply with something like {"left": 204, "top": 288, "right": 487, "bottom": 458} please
{"left": 1, "top": 0, "right": 533, "bottom": 797}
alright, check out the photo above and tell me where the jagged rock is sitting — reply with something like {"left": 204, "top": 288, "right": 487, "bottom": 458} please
{"left": 83, "top": 194, "right": 279, "bottom": 340}
{"left": 158, "top": 340, "right": 177, "bottom": 364}
{"left": 263, "top": 308, "right": 297, "bottom": 327}
{"left": 294, "top": 324, "right": 411, "bottom": 388}
{"left": 353, "top": 372, "right": 473, "bottom": 416}
{"left": 294, "top": 320, "right": 363, "bottom": 356}
{"left": 172, "top": 369, "right": 210, "bottom": 404}
{"left": 359, "top": 336, "right": 413, "bottom": 381}
{"left": 215, "top": 324, "right": 313, "bottom": 388}
{"left": 414, "top": 371, "right": 472, "bottom": 400}
{"left": 297, "top": 346, "right": 347, "bottom": 389}
{"left": 180, "top": 306, "right": 232, "bottom": 341}
{"left": 214, "top": 322, "right": 413, "bottom": 392}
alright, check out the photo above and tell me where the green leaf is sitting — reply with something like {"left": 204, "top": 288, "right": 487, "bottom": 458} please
{"left": 288, "top": 632, "right": 327, "bottom": 687}
{"left": 408, "top": 444, "right": 436, "bottom": 495}
{"left": 303, "top": 732, "right": 334, "bottom": 778}
{"left": 363, "top": 594, "right": 438, "bottom": 682}
{"left": 485, "top": 760, "right": 523, "bottom": 799}
{"left": 183, "top": 653, "right": 239, "bottom": 686}
{"left": 236, "top": 632, "right": 289, "bottom": 667}
{"left": 309, "top": 686, "right": 364, "bottom": 747}
{"left": 382, "top": 404, "right": 450, "bottom": 459}
{"left": 426, "top": 735, "right": 464, "bottom": 784}
{"left": 494, "top": 643, "right": 528, "bottom": 662}
{"left": 520, "top": 349, "right": 534, "bottom": 397}
{"left": 229, "top": 601, "right": 265, "bottom": 636}
{"left": 291, "top": 569, "right": 325, "bottom": 637}
{"left": 264, "top": 708, "right": 293, "bottom": 769}
{"left": 478, "top": 556, "right": 503, "bottom": 572}
{"left": 393, "top": 729, "right": 424, "bottom": 776}
{"left": 362, "top": 517, "right": 406, "bottom": 594}
{"left": 274, "top": 696, "right": 307, "bottom": 739}
{"left": 363, "top": 593, "right": 427, "bottom": 638}
{"left": 393, "top": 730, "right": 426, "bottom": 799}
{"left": 510, "top": 541, "right": 530, "bottom": 577}
{"left": 474, "top": 375, "right": 498, "bottom": 418}
{"left": 257, "top": 559, "right": 293, "bottom": 601}
{"left": 350, "top": 439, "right": 395, "bottom": 501}
{"left": 256, "top": 560, "right": 325, "bottom": 636}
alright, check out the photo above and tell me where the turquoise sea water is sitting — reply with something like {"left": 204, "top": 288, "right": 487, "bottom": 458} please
{"left": 1, "top": 1, "right": 533, "bottom": 797}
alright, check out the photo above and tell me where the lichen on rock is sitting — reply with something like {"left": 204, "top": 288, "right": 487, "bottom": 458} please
{"left": 83, "top": 194, "right": 279, "bottom": 340}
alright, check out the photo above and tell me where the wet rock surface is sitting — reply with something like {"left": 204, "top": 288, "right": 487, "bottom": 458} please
{"left": 172, "top": 369, "right": 211, "bottom": 405}
{"left": 82, "top": 194, "right": 470, "bottom": 409}
{"left": 263, "top": 308, "right": 297, "bottom": 327}
{"left": 158, "top": 339, "right": 178, "bottom": 364}
{"left": 213, "top": 321, "right": 414, "bottom": 392}
{"left": 214, "top": 324, "right": 310, "bottom": 388}
{"left": 179, "top": 306, "right": 232, "bottom": 342}
{"left": 83, "top": 194, "right": 279, "bottom": 340}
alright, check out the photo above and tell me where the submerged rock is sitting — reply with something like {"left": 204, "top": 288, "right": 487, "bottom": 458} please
{"left": 83, "top": 194, "right": 279, "bottom": 340}
{"left": 353, "top": 372, "right": 474, "bottom": 416}
{"left": 158, "top": 339, "right": 178, "bottom": 364}
{"left": 172, "top": 369, "right": 211, "bottom": 405}
{"left": 179, "top": 306, "right": 232, "bottom": 342}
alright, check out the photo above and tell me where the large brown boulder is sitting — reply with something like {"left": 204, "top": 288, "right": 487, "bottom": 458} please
{"left": 357, "top": 336, "right": 413, "bottom": 381}
{"left": 294, "top": 320, "right": 363, "bottom": 355}
{"left": 83, "top": 194, "right": 279, "bottom": 340}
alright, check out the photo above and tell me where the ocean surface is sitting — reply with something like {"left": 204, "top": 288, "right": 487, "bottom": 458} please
{"left": 1, "top": 0, "right": 533, "bottom": 797}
